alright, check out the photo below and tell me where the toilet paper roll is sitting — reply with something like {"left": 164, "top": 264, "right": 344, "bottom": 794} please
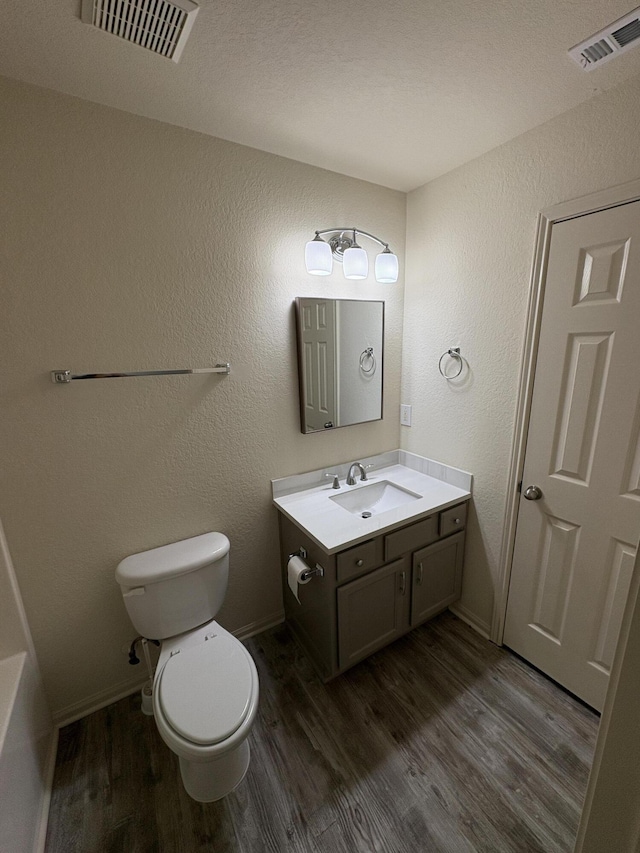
{"left": 287, "top": 555, "right": 311, "bottom": 604}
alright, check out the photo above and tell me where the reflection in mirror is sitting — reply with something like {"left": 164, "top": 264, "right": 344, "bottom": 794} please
{"left": 295, "top": 298, "right": 384, "bottom": 434}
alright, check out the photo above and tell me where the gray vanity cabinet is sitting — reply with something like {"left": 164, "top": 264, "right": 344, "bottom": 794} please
{"left": 337, "top": 557, "right": 409, "bottom": 670}
{"left": 277, "top": 500, "right": 468, "bottom": 681}
{"left": 410, "top": 531, "right": 465, "bottom": 626}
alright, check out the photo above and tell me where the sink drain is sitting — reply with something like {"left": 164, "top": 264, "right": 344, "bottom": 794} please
{"left": 361, "top": 511, "right": 372, "bottom": 518}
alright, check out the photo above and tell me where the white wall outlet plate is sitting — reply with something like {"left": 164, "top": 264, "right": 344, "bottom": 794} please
{"left": 400, "top": 404, "right": 412, "bottom": 426}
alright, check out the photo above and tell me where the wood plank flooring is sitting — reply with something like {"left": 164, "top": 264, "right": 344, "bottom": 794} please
{"left": 45, "top": 614, "right": 598, "bottom": 853}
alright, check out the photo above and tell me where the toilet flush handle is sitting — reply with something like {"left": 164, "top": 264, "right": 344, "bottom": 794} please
{"left": 123, "top": 586, "right": 145, "bottom": 597}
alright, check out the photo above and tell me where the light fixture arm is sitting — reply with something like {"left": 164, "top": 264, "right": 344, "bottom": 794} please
{"left": 313, "top": 227, "right": 391, "bottom": 252}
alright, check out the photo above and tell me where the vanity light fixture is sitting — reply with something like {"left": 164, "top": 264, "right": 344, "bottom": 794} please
{"left": 305, "top": 228, "right": 399, "bottom": 283}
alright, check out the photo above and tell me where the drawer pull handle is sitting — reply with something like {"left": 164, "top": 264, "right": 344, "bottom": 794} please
{"left": 356, "top": 559, "right": 364, "bottom": 567}
{"left": 454, "top": 518, "right": 461, "bottom": 525}
{"left": 416, "top": 563, "right": 423, "bottom": 585}
{"left": 399, "top": 571, "right": 406, "bottom": 595}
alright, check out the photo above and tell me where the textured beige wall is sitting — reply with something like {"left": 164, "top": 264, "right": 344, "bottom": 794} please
{"left": 402, "top": 72, "right": 640, "bottom": 634}
{"left": 0, "top": 76, "right": 405, "bottom": 717}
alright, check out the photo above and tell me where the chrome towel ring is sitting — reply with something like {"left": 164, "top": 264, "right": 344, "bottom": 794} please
{"left": 359, "top": 347, "right": 376, "bottom": 375}
{"left": 438, "top": 347, "right": 463, "bottom": 380}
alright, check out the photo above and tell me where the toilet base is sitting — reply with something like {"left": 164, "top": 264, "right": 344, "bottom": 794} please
{"left": 179, "top": 741, "right": 251, "bottom": 802}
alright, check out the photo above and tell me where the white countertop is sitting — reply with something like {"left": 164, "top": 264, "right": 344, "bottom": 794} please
{"left": 273, "top": 461, "right": 471, "bottom": 554}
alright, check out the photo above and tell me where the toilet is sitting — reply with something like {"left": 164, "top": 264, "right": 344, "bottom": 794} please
{"left": 115, "top": 532, "right": 259, "bottom": 802}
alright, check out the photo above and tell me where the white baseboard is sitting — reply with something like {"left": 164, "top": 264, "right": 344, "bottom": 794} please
{"left": 233, "top": 610, "right": 284, "bottom": 642}
{"left": 449, "top": 603, "right": 491, "bottom": 640}
{"left": 34, "top": 726, "right": 59, "bottom": 853}
{"left": 53, "top": 673, "right": 148, "bottom": 728}
{"left": 52, "top": 611, "right": 285, "bottom": 728}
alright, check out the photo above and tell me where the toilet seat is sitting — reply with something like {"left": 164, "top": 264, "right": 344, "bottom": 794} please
{"left": 157, "top": 633, "right": 253, "bottom": 746}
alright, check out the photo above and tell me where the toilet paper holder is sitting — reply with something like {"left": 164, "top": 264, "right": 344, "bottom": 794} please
{"left": 288, "top": 548, "right": 325, "bottom": 582}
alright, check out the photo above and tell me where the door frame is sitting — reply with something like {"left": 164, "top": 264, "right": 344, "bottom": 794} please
{"left": 491, "top": 176, "right": 640, "bottom": 645}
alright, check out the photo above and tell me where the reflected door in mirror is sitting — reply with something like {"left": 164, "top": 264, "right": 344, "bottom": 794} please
{"left": 299, "top": 299, "right": 337, "bottom": 431}
{"left": 296, "top": 298, "right": 384, "bottom": 434}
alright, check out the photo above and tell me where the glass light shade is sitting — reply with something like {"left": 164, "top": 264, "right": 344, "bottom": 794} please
{"left": 375, "top": 251, "right": 399, "bottom": 283}
{"left": 343, "top": 246, "right": 368, "bottom": 280}
{"left": 305, "top": 238, "right": 333, "bottom": 275}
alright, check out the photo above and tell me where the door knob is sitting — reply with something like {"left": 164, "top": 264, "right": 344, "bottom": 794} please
{"left": 523, "top": 485, "right": 543, "bottom": 501}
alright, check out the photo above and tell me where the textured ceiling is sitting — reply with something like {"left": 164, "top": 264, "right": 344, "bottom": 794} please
{"left": 2, "top": 0, "right": 640, "bottom": 190}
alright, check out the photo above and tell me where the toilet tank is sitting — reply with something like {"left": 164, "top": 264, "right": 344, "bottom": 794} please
{"left": 116, "top": 532, "right": 230, "bottom": 639}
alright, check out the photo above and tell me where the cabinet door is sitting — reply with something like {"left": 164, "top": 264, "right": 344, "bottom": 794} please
{"left": 411, "top": 531, "right": 465, "bottom": 627}
{"left": 337, "top": 558, "right": 409, "bottom": 670}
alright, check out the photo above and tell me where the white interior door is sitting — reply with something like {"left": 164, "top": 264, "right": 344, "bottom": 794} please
{"left": 299, "top": 299, "right": 337, "bottom": 431}
{"left": 504, "top": 200, "right": 640, "bottom": 711}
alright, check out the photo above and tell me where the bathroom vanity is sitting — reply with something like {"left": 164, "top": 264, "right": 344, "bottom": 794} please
{"left": 272, "top": 452, "right": 472, "bottom": 680}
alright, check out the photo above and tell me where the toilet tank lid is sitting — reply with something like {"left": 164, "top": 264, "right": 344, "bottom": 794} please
{"left": 116, "top": 532, "right": 230, "bottom": 586}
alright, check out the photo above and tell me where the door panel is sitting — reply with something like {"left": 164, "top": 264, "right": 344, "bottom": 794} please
{"left": 589, "top": 538, "right": 636, "bottom": 673}
{"left": 337, "top": 558, "right": 408, "bottom": 670}
{"left": 530, "top": 515, "right": 579, "bottom": 643}
{"left": 574, "top": 238, "right": 629, "bottom": 304}
{"left": 551, "top": 332, "right": 612, "bottom": 483}
{"left": 622, "top": 401, "right": 640, "bottom": 499}
{"left": 504, "top": 200, "right": 640, "bottom": 711}
{"left": 411, "top": 532, "right": 464, "bottom": 627}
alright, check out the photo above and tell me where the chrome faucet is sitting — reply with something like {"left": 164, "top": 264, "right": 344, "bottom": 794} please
{"left": 346, "top": 462, "right": 369, "bottom": 486}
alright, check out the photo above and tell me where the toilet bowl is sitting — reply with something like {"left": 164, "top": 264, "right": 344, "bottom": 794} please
{"left": 152, "top": 621, "right": 259, "bottom": 802}
{"left": 116, "top": 532, "right": 260, "bottom": 802}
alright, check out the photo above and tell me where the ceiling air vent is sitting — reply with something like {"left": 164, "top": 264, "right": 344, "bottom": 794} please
{"left": 81, "top": 0, "right": 199, "bottom": 62}
{"left": 569, "top": 6, "right": 640, "bottom": 70}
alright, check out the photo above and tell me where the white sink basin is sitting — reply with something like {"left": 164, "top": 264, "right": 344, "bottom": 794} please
{"left": 330, "top": 480, "right": 421, "bottom": 516}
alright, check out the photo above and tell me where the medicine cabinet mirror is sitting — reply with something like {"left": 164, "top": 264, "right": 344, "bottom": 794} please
{"left": 295, "top": 298, "right": 384, "bottom": 434}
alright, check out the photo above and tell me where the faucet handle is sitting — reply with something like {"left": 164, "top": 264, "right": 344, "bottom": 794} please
{"left": 324, "top": 472, "right": 340, "bottom": 489}
{"left": 362, "top": 464, "right": 374, "bottom": 481}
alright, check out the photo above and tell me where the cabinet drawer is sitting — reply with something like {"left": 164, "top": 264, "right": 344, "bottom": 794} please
{"left": 439, "top": 503, "right": 467, "bottom": 537}
{"left": 336, "top": 539, "right": 382, "bottom": 584}
{"left": 384, "top": 515, "right": 438, "bottom": 562}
